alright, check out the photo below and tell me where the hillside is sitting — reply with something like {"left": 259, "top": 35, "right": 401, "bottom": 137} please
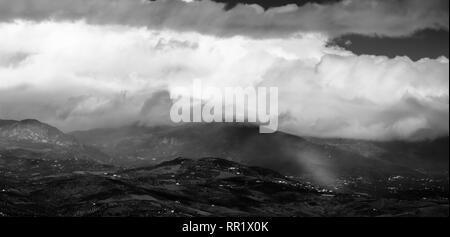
{"left": 0, "top": 155, "right": 447, "bottom": 217}
{"left": 0, "top": 119, "right": 111, "bottom": 163}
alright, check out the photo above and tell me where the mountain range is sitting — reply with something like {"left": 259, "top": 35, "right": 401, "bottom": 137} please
{"left": 0, "top": 119, "right": 448, "bottom": 216}
{"left": 70, "top": 123, "right": 449, "bottom": 183}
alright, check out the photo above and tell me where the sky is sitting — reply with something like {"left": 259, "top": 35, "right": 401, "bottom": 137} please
{"left": 0, "top": 0, "right": 448, "bottom": 141}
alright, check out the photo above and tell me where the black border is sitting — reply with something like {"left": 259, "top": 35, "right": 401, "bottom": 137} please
{"left": 1, "top": 217, "right": 448, "bottom": 236}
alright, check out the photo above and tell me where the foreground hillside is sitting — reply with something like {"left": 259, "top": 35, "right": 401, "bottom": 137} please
{"left": 0, "top": 153, "right": 448, "bottom": 217}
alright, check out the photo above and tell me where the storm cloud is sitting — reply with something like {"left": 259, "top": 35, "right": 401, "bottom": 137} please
{"left": 0, "top": 0, "right": 448, "bottom": 38}
{"left": 0, "top": 20, "right": 447, "bottom": 140}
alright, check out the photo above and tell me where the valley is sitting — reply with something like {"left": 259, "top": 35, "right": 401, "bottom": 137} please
{"left": 0, "top": 119, "right": 448, "bottom": 217}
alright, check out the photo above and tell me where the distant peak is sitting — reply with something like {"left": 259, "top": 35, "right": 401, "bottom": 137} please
{"left": 0, "top": 118, "right": 78, "bottom": 147}
{"left": 19, "top": 119, "right": 42, "bottom": 124}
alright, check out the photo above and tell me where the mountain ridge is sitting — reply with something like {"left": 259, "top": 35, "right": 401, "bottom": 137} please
{"left": 0, "top": 119, "right": 110, "bottom": 163}
{"left": 0, "top": 119, "right": 78, "bottom": 147}
{"left": 70, "top": 122, "right": 449, "bottom": 181}
{"left": 1, "top": 118, "right": 448, "bottom": 182}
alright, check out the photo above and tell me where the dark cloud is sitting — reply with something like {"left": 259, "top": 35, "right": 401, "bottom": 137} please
{"left": 330, "top": 29, "right": 449, "bottom": 61}
{"left": 0, "top": 0, "right": 448, "bottom": 38}
{"left": 209, "top": 0, "right": 340, "bottom": 10}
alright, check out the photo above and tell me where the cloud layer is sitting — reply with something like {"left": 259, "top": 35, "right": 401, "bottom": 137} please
{"left": 0, "top": 0, "right": 448, "bottom": 38}
{"left": 0, "top": 21, "right": 448, "bottom": 140}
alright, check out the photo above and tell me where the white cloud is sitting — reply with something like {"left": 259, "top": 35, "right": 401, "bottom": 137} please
{"left": 0, "top": 21, "right": 448, "bottom": 140}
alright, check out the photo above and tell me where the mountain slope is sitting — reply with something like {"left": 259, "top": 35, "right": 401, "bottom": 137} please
{"left": 71, "top": 123, "right": 449, "bottom": 185}
{"left": 0, "top": 119, "right": 111, "bottom": 163}
{"left": 0, "top": 119, "right": 77, "bottom": 146}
